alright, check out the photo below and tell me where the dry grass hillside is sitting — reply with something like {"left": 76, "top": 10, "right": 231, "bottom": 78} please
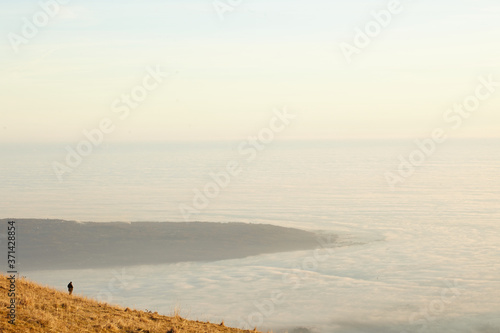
{"left": 0, "top": 274, "right": 260, "bottom": 333}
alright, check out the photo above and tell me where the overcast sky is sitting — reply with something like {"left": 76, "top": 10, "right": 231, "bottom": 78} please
{"left": 1, "top": 0, "right": 499, "bottom": 143}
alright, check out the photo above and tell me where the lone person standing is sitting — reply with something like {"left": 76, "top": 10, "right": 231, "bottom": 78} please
{"left": 67, "top": 281, "right": 73, "bottom": 295}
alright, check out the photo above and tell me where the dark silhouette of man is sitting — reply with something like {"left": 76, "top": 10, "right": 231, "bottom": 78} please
{"left": 67, "top": 281, "right": 73, "bottom": 295}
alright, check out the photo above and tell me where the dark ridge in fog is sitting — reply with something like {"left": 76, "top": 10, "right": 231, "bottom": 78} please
{"left": 1, "top": 219, "right": 325, "bottom": 271}
{"left": 279, "top": 327, "right": 313, "bottom": 333}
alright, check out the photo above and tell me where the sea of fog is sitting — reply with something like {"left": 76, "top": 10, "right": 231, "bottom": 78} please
{"left": 1, "top": 139, "right": 499, "bottom": 332}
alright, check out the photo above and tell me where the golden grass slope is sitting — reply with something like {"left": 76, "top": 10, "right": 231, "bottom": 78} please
{"left": 0, "top": 274, "right": 260, "bottom": 333}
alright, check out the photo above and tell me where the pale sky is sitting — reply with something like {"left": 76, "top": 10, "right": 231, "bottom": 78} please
{"left": 1, "top": 0, "right": 499, "bottom": 143}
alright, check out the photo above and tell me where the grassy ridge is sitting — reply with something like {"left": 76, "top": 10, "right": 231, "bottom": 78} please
{"left": 0, "top": 274, "right": 260, "bottom": 333}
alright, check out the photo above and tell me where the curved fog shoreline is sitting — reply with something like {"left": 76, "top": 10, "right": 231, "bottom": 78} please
{"left": 0, "top": 219, "right": 329, "bottom": 271}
